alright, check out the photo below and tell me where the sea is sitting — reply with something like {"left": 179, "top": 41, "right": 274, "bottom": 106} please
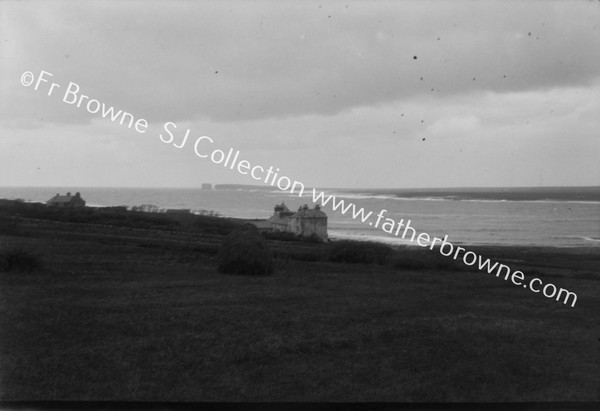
{"left": 1, "top": 186, "right": 599, "bottom": 248}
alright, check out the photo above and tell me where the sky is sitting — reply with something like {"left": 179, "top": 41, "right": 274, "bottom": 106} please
{"left": 1, "top": 0, "right": 599, "bottom": 189}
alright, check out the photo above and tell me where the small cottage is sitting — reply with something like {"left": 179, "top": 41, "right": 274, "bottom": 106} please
{"left": 46, "top": 192, "right": 86, "bottom": 208}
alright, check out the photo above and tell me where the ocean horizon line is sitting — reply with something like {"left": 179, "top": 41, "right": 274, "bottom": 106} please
{"left": 1, "top": 184, "right": 599, "bottom": 191}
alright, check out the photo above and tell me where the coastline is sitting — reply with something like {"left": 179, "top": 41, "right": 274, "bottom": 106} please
{"left": 2, "top": 186, "right": 599, "bottom": 249}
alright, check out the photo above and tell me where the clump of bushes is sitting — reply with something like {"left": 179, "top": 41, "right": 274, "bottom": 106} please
{"left": 217, "top": 224, "right": 274, "bottom": 276}
{"left": 325, "top": 240, "right": 470, "bottom": 271}
{"left": 0, "top": 199, "right": 246, "bottom": 234}
{"left": 328, "top": 240, "right": 393, "bottom": 264}
{"left": 0, "top": 249, "right": 42, "bottom": 273}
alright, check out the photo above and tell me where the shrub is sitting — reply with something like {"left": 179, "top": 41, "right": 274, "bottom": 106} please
{"left": 328, "top": 240, "right": 393, "bottom": 264}
{"left": 217, "top": 224, "right": 274, "bottom": 276}
{"left": 0, "top": 249, "right": 42, "bottom": 273}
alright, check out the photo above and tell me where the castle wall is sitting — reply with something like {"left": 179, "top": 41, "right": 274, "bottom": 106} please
{"left": 290, "top": 217, "right": 327, "bottom": 241}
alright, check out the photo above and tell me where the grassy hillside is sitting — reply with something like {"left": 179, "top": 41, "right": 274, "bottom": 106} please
{"left": 0, "top": 202, "right": 599, "bottom": 401}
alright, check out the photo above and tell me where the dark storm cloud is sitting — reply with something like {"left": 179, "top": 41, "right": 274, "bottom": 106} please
{"left": 3, "top": 0, "right": 600, "bottom": 126}
{"left": 2, "top": 0, "right": 599, "bottom": 189}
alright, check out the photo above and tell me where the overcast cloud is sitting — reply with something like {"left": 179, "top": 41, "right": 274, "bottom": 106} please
{"left": 1, "top": 0, "right": 599, "bottom": 188}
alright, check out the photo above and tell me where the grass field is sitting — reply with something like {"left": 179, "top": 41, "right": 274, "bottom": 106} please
{"left": 0, "top": 208, "right": 599, "bottom": 401}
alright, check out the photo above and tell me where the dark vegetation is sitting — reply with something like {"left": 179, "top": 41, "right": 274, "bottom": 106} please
{"left": 0, "top": 249, "right": 43, "bottom": 273}
{"left": 0, "top": 200, "right": 470, "bottom": 270}
{"left": 1, "top": 199, "right": 599, "bottom": 400}
{"left": 261, "top": 230, "right": 323, "bottom": 244}
{"left": 0, "top": 202, "right": 496, "bottom": 272}
{"left": 0, "top": 199, "right": 595, "bottom": 274}
{"left": 0, "top": 199, "right": 237, "bottom": 235}
{"left": 328, "top": 239, "right": 392, "bottom": 264}
{"left": 326, "top": 240, "right": 467, "bottom": 270}
{"left": 218, "top": 225, "right": 274, "bottom": 276}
